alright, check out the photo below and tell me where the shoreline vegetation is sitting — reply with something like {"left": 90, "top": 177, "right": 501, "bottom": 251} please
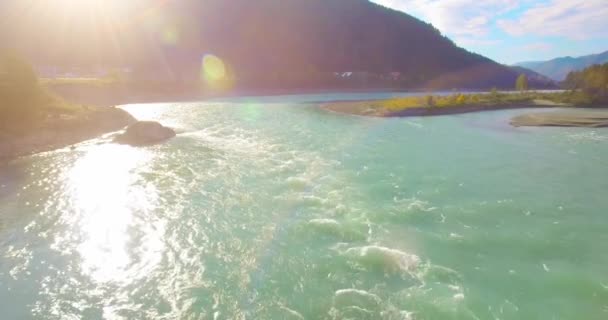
{"left": 2, "top": 52, "right": 608, "bottom": 161}
{"left": 322, "top": 90, "right": 608, "bottom": 127}
{"left": 1, "top": 53, "right": 137, "bottom": 161}
{"left": 322, "top": 63, "right": 608, "bottom": 126}
{"left": 322, "top": 91, "right": 574, "bottom": 117}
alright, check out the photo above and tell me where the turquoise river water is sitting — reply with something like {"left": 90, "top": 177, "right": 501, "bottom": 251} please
{"left": 1, "top": 93, "right": 607, "bottom": 319}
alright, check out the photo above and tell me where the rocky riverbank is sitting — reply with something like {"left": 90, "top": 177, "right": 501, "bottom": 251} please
{"left": 0, "top": 106, "right": 136, "bottom": 161}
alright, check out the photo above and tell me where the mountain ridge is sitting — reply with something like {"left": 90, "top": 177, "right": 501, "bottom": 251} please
{"left": 515, "top": 50, "right": 608, "bottom": 81}
{"left": 1, "top": 0, "right": 554, "bottom": 90}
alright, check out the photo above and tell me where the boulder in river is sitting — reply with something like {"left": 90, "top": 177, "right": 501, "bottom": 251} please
{"left": 113, "top": 121, "right": 176, "bottom": 146}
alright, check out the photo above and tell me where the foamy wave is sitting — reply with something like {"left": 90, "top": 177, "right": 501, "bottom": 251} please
{"left": 331, "top": 289, "right": 415, "bottom": 320}
{"left": 567, "top": 131, "right": 608, "bottom": 142}
{"left": 331, "top": 288, "right": 382, "bottom": 319}
{"left": 343, "top": 245, "right": 421, "bottom": 273}
{"left": 309, "top": 218, "right": 341, "bottom": 228}
{"left": 306, "top": 219, "right": 367, "bottom": 242}
{"left": 393, "top": 197, "right": 437, "bottom": 213}
{"left": 285, "top": 176, "right": 311, "bottom": 191}
{"left": 278, "top": 305, "right": 305, "bottom": 320}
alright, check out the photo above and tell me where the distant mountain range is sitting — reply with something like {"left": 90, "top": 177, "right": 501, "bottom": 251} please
{"left": 510, "top": 66, "right": 556, "bottom": 87}
{"left": 515, "top": 51, "right": 608, "bottom": 81}
{"left": 1, "top": 0, "right": 554, "bottom": 90}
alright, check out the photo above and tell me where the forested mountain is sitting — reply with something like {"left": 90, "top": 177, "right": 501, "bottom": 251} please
{"left": 516, "top": 51, "right": 608, "bottom": 81}
{"left": 0, "top": 0, "right": 553, "bottom": 90}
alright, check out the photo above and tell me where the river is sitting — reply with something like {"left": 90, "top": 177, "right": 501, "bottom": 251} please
{"left": 1, "top": 92, "right": 607, "bottom": 319}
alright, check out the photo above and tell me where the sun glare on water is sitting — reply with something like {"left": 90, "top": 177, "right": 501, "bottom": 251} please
{"left": 65, "top": 144, "right": 164, "bottom": 283}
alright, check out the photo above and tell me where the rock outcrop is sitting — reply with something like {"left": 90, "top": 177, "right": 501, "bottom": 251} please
{"left": 113, "top": 121, "right": 176, "bottom": 146}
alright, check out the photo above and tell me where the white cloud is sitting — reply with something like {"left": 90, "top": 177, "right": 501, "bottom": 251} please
{"left": 454, "top": 37, "right": 502, "bottom": 47}
{"left": 372, "top": 0, "right": 519, "bottom": 37}
{"left": 522, "top": 42, "right": 553, "bottom": 52}
{"left": 374, "top": 0, "right": 608, "bottom": 40}
{"left": 497, "top": 0, "right": 608, "bottom": 40}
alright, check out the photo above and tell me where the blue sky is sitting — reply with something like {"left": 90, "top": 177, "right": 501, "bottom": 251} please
{"left": 370, "top": 0, "right": 608, "bottom": 64}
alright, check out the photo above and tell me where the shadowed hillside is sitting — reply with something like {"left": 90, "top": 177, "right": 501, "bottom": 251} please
{"left": 1, "top": 0, "right": 554, "bottom": 90}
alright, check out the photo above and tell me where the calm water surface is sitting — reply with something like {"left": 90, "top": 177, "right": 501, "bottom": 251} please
{"left": 1, "top": 93, "right": 607, "bottom": 319}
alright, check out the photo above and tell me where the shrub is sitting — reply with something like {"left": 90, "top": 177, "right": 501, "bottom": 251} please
{"left": 455, "top": 93, "right": 466, "bottom": 104}
{"left": 424, "top": 95, "right": 435, "bottom": 107}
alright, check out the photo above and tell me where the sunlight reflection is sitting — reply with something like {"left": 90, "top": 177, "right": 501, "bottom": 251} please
{"left": 121, "top": 103, "right": 167, "bottom": 120}
{"left": 67, "top": 144, "right": 163, "bottom": 283}
{"left": 239, "top": 103, "right": 262, "bottom": 122}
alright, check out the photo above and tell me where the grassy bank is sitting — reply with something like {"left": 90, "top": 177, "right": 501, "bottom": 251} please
{"left": 322, "top": 91, "right": 595, "bottom": 117}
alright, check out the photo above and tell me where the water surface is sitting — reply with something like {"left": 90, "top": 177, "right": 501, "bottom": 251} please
{"left": 1, "top": 93, "right": 607, "bottom": 319}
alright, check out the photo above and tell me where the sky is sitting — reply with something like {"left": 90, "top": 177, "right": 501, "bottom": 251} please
{"left": 370, "top": 0, "right": 608, "bottom": 64}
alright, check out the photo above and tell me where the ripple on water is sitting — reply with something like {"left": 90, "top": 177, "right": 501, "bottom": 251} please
{"left": 392, "top": 197, "right": 438, "bottom": 214}
{"left": 3, "top": 100, "right": 607, "bottom": 319}
{"left": 567, "top": 131, "right": 608, "bottom": 142}
{"left": 285, "top": 176, "right": 311, "bottom": 191}
{"left": 330, "top": 288, "right": 414, "bottom": 320}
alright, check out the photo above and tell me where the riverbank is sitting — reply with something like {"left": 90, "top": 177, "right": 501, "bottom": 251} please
{"left": 47, "top": 82, "right": 556, "bottom": 107}
{"left": 0, "top": 106, "right": 135, "bottom": 161}
{"left": 322, "top": 96, "right": 570, "bottom": 118}
{"left": 511, "top": 109, "right": 608, "bottom": 127}
{"left": 322, "top": 93, "right": 608, "bottom": 128}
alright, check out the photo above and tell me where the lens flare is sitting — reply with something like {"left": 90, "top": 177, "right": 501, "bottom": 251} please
{"left": 200, "top": 54, "right": 234, "bottom": 91}
{"left": 161, "top": 25, "right": 180, "bottom": 46}
{"left": 202, "top": 54, "right": 226, "bottom": 81}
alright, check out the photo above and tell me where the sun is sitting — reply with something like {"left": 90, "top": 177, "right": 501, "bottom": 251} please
{"left": 54, "top": 0, "right": 126, "bottom": 17}
{"left": 45, "top": 0, "right": 135, "bottom": 34}
{"left": 56, "top": 0, "right": 107, "bottom": 7}
{"left": 56, "top": 0, "right": 103, "bottom": 10}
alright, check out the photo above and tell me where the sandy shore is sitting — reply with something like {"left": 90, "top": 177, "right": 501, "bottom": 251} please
{"left": 511, "top": 109, "right": 608, "bottom": 127}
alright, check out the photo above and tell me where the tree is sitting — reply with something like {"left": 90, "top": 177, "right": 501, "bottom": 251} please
{"left": 516, "top": 74, "right": 529, "bottom": 92}
{"left": 563, "top": 63, "right": 608, "bottom": 103}
{"left": 424, "top": 95, "right": 435, "bottom": 107}
{"left": 0, "top": 51, "right": 46, "bottom": 129}
{"left": 455, "top": 93, "right": 466, "bottom": 104}
{"left": 0, "top": 51, "right": 38, "bottom": 87}
{"left": 489, "top": 87, "right": 500, "bottom": 102}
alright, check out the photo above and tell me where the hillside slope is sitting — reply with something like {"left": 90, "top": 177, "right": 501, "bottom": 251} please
{"left": 1, "top": 0, "right": 552, "bottom": 90}
{"left": 510, "top": 66, "right": 556, "bottom": 87}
